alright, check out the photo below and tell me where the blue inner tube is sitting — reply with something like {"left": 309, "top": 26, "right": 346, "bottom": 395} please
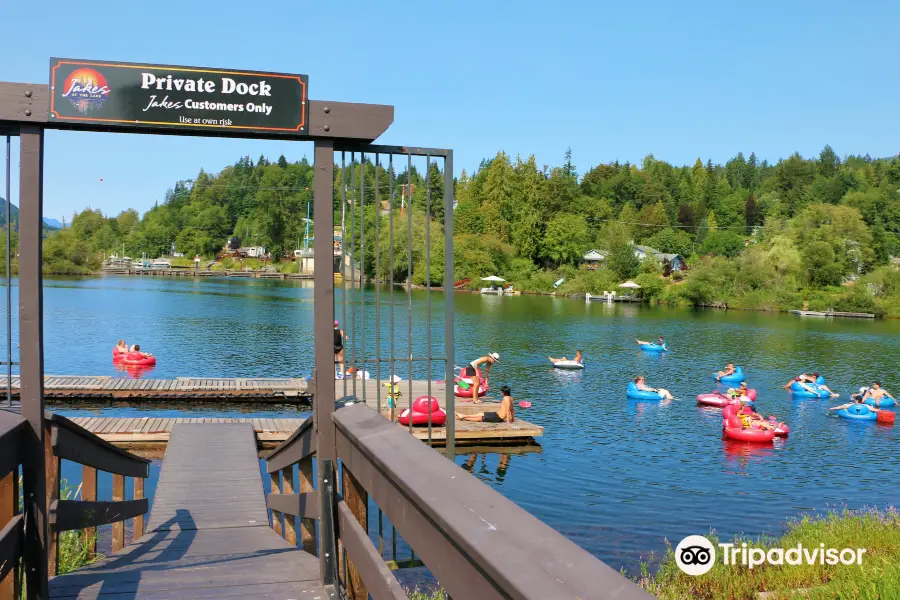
{"left": 837, "top": 404, "right": 878, "bottom": 421}
{"left": 864, "top": 396, "right": 896, "bottom": 407}
{"left": 640, "top": 344, "right": 667, "bottom": 353}
{"left": 714, "top": 367, "right": 744, "bottom": 384}
{"left": 790, "top": 382, "right": 830, "bottom": 398}
{"left": 626, "top": 382, "right": 663, "bottom": 400}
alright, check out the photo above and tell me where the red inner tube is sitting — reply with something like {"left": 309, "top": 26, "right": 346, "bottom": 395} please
{"left": 723, "top": 425, "right": 775, "bottom": 443}
{"left": 122, "top": 352, "right": 156, "bottom": 366}
{"left": 454, "top": 376, "right": 487, "bottom": 398}
{"left": 398, "top": 397, "right": 448, "bottom": 426}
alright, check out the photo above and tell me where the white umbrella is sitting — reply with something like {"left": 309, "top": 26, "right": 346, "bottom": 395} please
{"left": 481, "top": 275, "right": 506, "bottom": 282}
{"left": 618, "top": 281, "right": 641, "bottom": 289}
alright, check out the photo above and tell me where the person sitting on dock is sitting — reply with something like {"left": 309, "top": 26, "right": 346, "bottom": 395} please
{"left": 455, "top": 385, "right": 515, "bottom": 423}
{"left": 636, "top": 337, "right": 666, "bottom": 350}
{"left": 715, "top": 363, "right": 736, "bottom": 382}
{"left": 863, "top": 382, "right": 894, "bottom": 407}
{"left": 548, "top": 350, "right": 583, "bottom": 365}
{"left": 463, "top": 352, "right": 499, "bottom": 404}
{"left": 635, "top": 376, "right": 674, "bottom": 400}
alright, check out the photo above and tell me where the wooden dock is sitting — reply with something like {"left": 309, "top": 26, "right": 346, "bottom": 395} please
{"left": 48, "top": 423, "right": 327, "bottom": 599}
{"left": 100, "top": 267, "right": 314, "bottom": 280}
{"left": 61, "top": 401, "right": 542, "bottom": 446}
{"left": 791, "top": 309, "right": 875, "bottom": 318}
{"left": 1, "top": 377, "right": 543, "bottom": 445}
{"left": 0, "top": 375, "right": 309, "bottom": 402}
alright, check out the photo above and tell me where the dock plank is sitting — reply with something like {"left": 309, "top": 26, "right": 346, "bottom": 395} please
{"left": 49, "top": 423, "right": 326, "bottom": 599}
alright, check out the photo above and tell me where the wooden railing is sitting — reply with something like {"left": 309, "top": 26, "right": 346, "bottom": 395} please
{"left": 0, "top": 411, "right": 150, "bottom": 599}
{"left": 264, "top": 404, "right": 654, "bottom": 600}
{"left": 265, "top": 416, "right": 317, "bottom": 555}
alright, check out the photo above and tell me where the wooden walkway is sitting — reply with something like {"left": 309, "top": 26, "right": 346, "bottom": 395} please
{"left": 0, "top": 376, "right": 309, "bottom": 402}
{"left": 48, "top": 423, "right": 327, "bottom": 599}
{"left": 59, "top": 406, "right": 542, "bottom": 445}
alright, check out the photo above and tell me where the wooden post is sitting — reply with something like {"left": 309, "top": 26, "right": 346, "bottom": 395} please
{"left": 0, "top": 471, "right": 18, "bottom": 600}
{"left": 18, "top": 124, "right": 48, "bottom": 600}
{"left": 313, "top": 140, "right": 337, "bottom": 586}
{"left": 299, "top": 456, "right": 316, "bottom": 554}
{"left": 133, "top": 477, "right": 144, "bottom": 541}
{"left": 342, "top": 465, "right": 368, "bottom": 600}
{"left": 111, "top": 475, "right": 124, "bottom": 552}
{"left": 44, "top": 423, "right": 58, "bottom": 577}
{"left": 81, "top": 466, "right": 97, "bottom": 556}
{"left": 270, "top": 472, "right": 282, "bottom": 537}
{"left": 281, "top": 467, "right": 296, "bottom": 545}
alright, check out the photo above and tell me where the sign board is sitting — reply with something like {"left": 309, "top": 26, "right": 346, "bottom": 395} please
{"left": 49, "top": 58, "right": 308, "bottom": 136}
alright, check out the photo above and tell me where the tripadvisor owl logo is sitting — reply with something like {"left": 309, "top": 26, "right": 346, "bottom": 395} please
{"left": 675, "top": 535, "right": 716, "bottom": 576}
{"left": 675, "top": 534, "right": 868, "bottom": 576}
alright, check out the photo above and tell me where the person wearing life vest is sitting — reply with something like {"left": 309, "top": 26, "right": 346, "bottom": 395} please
{"left": 462, "top": 352, "right": 499, "bottom": 404}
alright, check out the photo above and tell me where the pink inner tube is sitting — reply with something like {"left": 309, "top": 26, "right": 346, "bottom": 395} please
{"left": 697, "top": 390, "right": 756, "bottom": 407}
{"left": 398, "top": 396, "right": 448, "bottom": 426}
{"left": 454, "top": 376, "right": 487, "bottom": 398}
{"left": 398, "top": 408, "right": 447, "bottom": 427}
{"left": 122, "top": 352, "right": 156, "bottom": 367}
{"left": 769, "top": 419, "right": 790, "bottom": 437}
{"left": 723, "top": 424, "right": 775, "bottom": 443}
{"left": 112, "top": 347, "right": 127, "bottom": 361}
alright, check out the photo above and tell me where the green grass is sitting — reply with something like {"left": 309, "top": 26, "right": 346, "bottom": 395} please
{"left": 405, "top": 586, "right": 447, "bottom": 599}
{"left": 637, "top": 508, "right": 900, "bottom": 599}
{"left": 57, "top": 480, "right": 105, "bottom": 575}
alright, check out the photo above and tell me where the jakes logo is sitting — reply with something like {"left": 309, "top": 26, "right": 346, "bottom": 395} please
{"left": 61, "top": 68, "right": 110, "bottom": 113}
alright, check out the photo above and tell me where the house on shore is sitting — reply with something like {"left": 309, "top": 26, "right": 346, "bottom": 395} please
{"left": 583, "top": 245, "right": 685, "bottom": 274}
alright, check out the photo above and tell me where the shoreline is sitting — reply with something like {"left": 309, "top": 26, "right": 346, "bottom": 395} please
{"left": 31, "top": 270, "right": 890, "bottom": 319}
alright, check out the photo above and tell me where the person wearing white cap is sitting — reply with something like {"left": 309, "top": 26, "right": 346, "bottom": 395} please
{"left": 462, "top": 352, "right": 500, "bottom": 404}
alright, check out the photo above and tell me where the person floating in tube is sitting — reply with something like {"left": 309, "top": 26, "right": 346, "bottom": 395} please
{"left": 715, "top": 362, "right": 737, "bottom": 382}
{"left": 548, "top": 350, "right": 583, "bottom": 365}
{"left": 636, "top": 337, "right": 666, "bottom": 350}
{"left": 462, "top": 352, "right": 499, "bottom": 404}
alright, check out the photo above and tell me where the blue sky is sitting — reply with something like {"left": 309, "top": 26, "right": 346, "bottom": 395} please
{"left": 1, "top": 0, "right": 899, "bottom": 222}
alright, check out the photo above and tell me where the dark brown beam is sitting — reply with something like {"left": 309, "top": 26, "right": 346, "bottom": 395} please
{"left": 0, "top": 82, "right": 393, "bottom": 142}
{"left": 51, "top": 417, "right": 150, "bottom": 478}
{"left": 266, "top": 492, "right": 319, "bottom": 519}
{"left": 265, "top": 417, "right": 315, "bottom": 473}
{"left": 18, "top": 124, "right": 48, "bottom": 599}
{"left": 49, "top": 499, "right": 149, "bottom": 532}
{"left": 337, "top": 502, "right": 407, "bottom": 600}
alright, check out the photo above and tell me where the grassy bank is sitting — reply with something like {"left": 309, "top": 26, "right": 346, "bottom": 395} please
{"left": 637, "top": 508, "right": 900, "bottom": 599}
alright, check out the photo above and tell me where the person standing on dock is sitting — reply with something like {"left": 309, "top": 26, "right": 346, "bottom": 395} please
{"left": 334, "top": 320, "right": 346, "bottom": 378}
{"left": 463, "top": 352, "right": 499, "bottom": 404}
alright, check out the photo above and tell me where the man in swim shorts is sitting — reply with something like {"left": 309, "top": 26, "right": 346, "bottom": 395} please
{"left": 636, "top": 337, "right": 666, "bottom": 350}
{"left": 863, "top": 381, "right": 894, "bottom": 407}
{"left": 456, "top": 385, "right": 515, "bottom": 423}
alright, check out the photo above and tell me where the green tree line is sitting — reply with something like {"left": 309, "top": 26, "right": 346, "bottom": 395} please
{"left": 29, "top": 146, "right": 900, "bottom": 315}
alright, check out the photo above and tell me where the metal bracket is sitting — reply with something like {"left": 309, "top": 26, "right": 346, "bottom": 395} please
{"left": 319, "top": 458, "right": 339, "bottom": 588}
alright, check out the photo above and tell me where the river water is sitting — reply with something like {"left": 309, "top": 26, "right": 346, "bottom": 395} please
{"left": 3, "top": 276, "right": 899, "bottom": 573}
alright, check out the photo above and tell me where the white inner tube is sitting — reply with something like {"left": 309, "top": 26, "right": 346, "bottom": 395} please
{"left": 552, "top": 360, "right": 584, "bottom": 370}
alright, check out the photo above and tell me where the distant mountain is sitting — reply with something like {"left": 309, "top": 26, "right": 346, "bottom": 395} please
{"left": 0, "top": 197, "right": 61, "bottom": 230}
